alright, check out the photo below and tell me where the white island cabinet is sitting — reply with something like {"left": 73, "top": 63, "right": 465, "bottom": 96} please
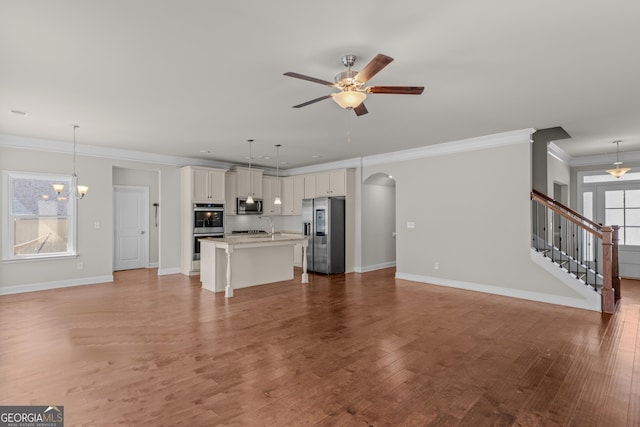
{"left": 200, "top": 235, "right": 308, "bottom": 297}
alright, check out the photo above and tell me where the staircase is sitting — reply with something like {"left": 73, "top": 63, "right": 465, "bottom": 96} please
{"left": 531, "top": 189, "right": 621, "bottom": 313}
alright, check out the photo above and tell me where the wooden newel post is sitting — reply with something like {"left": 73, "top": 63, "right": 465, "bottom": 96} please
{"left": 611, "top": 225, "right": 621, "bottom": 302}
{"left": 601, "top": 226, "right": 615, "bottom": 313}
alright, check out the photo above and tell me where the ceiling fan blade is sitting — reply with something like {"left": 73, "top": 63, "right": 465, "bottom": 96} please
{"left": 367, "top": 86, "right": 425, "bottom": 95}
{"left": 355, "top": 54, "right": 394, "bottom": 83}
{"left": 283, "top": 72, "right": 335, "bottom": 87}
{"left": 354, "top": 103, "right": 368, "bottom": 116}
{"left": 292, "top": 95, "right": 332, "bottom": 108}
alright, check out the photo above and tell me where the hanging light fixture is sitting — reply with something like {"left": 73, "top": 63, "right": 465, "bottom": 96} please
{"left": 274, "top": 144, "right": 282, "bottom": 205}
{"left": 52, "top": 124, "right": 88, "bottom": 199}
{"left": 606, "top": 140, "right": 631, "bottom": 179}
{"left": 246, "top": 139, "right": 254, "bottom": 204}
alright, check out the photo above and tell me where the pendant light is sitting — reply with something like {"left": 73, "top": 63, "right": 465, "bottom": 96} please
{"left": 246, "top": 139, "right": 254, "bottom": 204}
{"left": 274, "top": 144, "right": 282, "bottom": 205}
{"left": 606, "top": 140, "right": 631, "bottom": 179}
{"left": 52, "top": 124, "right": 88, "bottom": 199}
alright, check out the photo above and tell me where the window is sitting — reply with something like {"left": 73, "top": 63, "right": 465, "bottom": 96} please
{"left": 2, "top": 171, "right": 76, "bottom": 260}
{"left": 605, "top": 189, "right": 640, "bottom": 246}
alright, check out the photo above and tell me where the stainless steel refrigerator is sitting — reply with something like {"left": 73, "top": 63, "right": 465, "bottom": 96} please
{"left": 302, "top": 197, "right": 345, "bottom": 274}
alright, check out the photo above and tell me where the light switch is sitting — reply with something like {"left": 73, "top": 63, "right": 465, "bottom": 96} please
{"left": 94, "top": 221, "right": 101, "bottom": 229}
{"left": 407, "top": 222, "right": 415, "bottom": 229}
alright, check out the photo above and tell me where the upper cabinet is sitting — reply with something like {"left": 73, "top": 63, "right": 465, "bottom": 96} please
{"left": 282, "top": 175, "right": 305, "bottom": 216}
{"left": 262, "top": 176, "right": 282, "bottom": 216}
{"left": 183, "top": 166, "right": 226, "bottom": 203}
{"left": 306, "top": 169, "right": 347, "bottom": 198}
{"left": 233, "top": 166, "right": 263, "bottom": 200}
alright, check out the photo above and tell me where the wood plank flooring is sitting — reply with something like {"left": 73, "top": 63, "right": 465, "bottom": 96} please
{"left": 1, "top": 268, "right": 639, "bottom": 426}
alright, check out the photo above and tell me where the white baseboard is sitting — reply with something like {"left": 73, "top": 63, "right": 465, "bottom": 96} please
{"left": 0, "top": 275, "right": 114, "bottom": 295}
{"left": 157, "top": 267, "right": 181, "bottom": 276}
{"left": 395, "top": 269, "right": 601, "bottom": 312}
{"left": 355, "top": 261, "right": 396, "bottom": 273}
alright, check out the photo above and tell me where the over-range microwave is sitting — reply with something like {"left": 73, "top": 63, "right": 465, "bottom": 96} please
{"left": 237, "top": 198, "right": 263, "bottom": 215}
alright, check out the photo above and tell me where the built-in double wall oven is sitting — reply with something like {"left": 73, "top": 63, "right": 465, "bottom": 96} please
{"left": 193, "top": 203, "right": 224, "bottom": 260}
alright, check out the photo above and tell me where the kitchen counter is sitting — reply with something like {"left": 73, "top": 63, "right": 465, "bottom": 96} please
{"left": 200, "top": 234, "right": 308, "bottom": 297}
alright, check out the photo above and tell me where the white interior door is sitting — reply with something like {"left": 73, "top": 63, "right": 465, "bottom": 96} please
{"left": 114, "top": 186, "right": 149, "bottom": 271}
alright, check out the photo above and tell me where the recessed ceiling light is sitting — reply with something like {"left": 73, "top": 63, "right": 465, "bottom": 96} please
{"left": 388, "top": 175, "right": 393, "bottom": 179}
{"left": 263, "top": 156, "right": 271, "bottom": 160}
{"left": 199, "top": 150, "right": 210, "bottom": 153}
{"left": 9, "top": 109, "right": 28, "bottom": 117}
{"left": 311, "top": 155, "right": 321, "bottom": 158}
{"left": 280, "top": 161, "right": 288, "bottom": 165}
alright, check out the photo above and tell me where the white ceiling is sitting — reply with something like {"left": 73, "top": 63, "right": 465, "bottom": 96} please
{"left": 2, "top": 1, "right": 640, "bottom": 169}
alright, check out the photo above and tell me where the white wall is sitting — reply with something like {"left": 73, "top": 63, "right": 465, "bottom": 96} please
{"left": 547, "top": 152, "right": 571, "bottom": 200}
{"left": 365, "top": 139, "right": 593, "bottom": 308}
{"left": 361, "top": 174, "right": 396, "bottom": 271}
{"left": 0, "top": 146, "right": 181, "bottom": 293}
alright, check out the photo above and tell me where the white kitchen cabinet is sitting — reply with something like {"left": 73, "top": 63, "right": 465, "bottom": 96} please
{"left": 282, "top": 175, "right": 305, "bottom": 215}
{"left": 189, "top": 166, "right": 226, "bottom": 203}
{"left": 304, "top": 174, "right": 316, "bottom": 199}
{"left": 305, "top": 169, "right": 347, "bottom": 198}
{"left": 225, "top": 171, "right": 238, "bottom": 215}
{"left": 180, "top": 166, "right": 228, "bottom": 276}
{"left": 233, "top": 167, "right": 263, "bottom": 200}
{"left": 262, "top": 176, "right": 282, "bottom": 215}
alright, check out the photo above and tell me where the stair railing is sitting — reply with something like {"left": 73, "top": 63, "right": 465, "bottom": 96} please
{"left": 531, "top": 189, "right": 619, "bottom": 313}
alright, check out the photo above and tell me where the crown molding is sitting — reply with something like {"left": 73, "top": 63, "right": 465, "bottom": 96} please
{"left": 0, "top": 134, "right": 235, "bottom": 169}
{"left": 547, "top": 143, "right": 572, "bottom": 165}
{"left": 362, "top": 128, "right": 535, "bottom": 168}
{"left": 2, "top": 128, "right": 536, "bottom": 174}
{"left": 569, "top": 149, "right": 640, "bottom": 167}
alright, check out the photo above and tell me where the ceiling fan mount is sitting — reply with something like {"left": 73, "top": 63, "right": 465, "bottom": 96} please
{"left": 284, "top": 53, "right": 424, "bottom": 116}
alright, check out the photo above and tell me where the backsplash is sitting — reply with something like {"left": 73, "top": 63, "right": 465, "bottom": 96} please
{"left": 225, "top": 215, "right": 302, "bottom": 233}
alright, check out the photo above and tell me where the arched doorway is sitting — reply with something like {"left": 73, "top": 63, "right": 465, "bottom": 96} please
{"left": 361, "top": 172, "right": 396, "bottom": 272}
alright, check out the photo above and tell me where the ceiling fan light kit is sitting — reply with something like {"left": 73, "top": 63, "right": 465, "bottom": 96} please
{"left": 284, "top": 53, "right": 424, "bottom": 116}
{"left": 331, "top": 91, "right": 367, "bottom": 109}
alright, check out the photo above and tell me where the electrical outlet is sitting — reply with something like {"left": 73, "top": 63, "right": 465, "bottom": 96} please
{"left": 434, "top": 261, "right": 439, "bottom": 270}
{"left": 77, "top": 262, "right": 84, "bottom": 270}
{"left": 407, "top": 221, "right": 416, "bottom": 229}
{"left": 94, "top": 221, "right": 101, "bottom": 229}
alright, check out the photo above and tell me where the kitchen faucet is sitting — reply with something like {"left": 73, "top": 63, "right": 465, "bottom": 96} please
{"left": 259, "top": 216, "right": 274, "bottom": 235}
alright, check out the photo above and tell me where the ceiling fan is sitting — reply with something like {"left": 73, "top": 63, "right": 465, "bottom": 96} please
{"left": 284, "top": 53, "right": 424, "bottom": 116}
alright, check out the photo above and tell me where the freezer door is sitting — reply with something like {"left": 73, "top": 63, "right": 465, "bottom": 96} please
{"left": 312, "top": 198, "right": 329, "bottom": 273}
{"left": 302, "top": 199, "right": 314, "bottom": 271}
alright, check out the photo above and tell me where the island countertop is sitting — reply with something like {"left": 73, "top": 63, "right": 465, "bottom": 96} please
{"left": 204, "top": 233, "right": 304, "bottom": 246}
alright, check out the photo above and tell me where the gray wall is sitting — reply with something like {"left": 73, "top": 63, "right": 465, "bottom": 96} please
{"left": 0, "top": 146, "right": 181, "bottom": 291}
{"left": 366, "top": 141, "right": 584, "bottom": 301}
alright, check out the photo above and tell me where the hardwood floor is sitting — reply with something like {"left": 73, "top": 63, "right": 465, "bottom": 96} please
{"left": 1, "top": 269, "right": 639, "bottom": 426}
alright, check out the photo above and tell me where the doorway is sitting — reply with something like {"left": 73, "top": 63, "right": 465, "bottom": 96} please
{"left": 114, "top": 185, "right": 149, "bottom": 271}
{"left": 361, "top": 172, "right": 396, "bottom": 271}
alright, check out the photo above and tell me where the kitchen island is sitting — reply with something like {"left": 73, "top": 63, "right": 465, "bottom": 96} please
{"left": 200, "top": 234, "right": 308, "bottom": 297}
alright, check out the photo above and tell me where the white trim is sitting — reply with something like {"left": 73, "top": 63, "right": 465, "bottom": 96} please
{"left": 570, "top": 149, "right": 640, "bottom": 167}
{"left": 0, "top": 275, "right": 113, "bottom": 295}
{"left": 0, "top": 134, "right": 234, "bottom": 169}
{"left": 285, "top": 128, "right": 536, "bottom": 175}
{"left": 395, "top": 265, "right": 601, "bottom": 312}
{"left": 355, "top": 261, "right": 396, "bottom": 273}
{"left": 157, "top": 267, "right": 181, "bottom": 275}
{"left": 547, "top": 143, "right": 572, "bottom": 165}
